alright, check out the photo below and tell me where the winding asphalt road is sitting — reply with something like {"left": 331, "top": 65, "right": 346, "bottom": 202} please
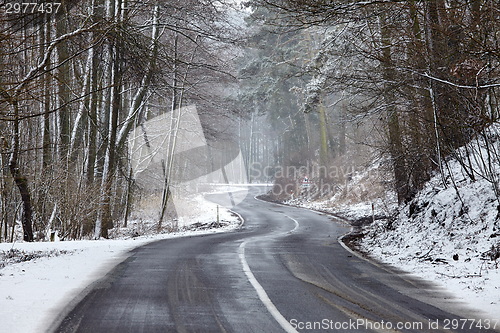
{"left": 50, "top": 186, "right": 494, "bottom": 333}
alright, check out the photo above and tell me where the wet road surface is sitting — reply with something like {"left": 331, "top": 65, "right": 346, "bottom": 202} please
{"left": 51, "top": 186, "right": 493, "bottom": 333}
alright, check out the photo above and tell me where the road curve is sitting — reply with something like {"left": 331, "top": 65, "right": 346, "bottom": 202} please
{"left": 50, "top": 186, "right": 494, "bottom": 333}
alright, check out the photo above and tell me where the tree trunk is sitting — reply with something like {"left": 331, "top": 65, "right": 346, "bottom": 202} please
{"left": 68, "top": 49, "right": 93, "bottom": 163}
{"left": 85, "top": 0, "right": 103, "bottom": 185}
{"left": 318, "top": 97, "right": 328, "bottom": 178}
{"left": 9, "top": 101, "right": 34, "bottom": 242}
{"left": 339, "top": 97, "right": 346, "bottom": 156}
{"left": 0, "top": 138, "right": 7, "bottom": 242}
{"left": 407, "top": 0, "right": 429, "bottom": 194}
{"left": 42, "top": 13, "right": 52, "bottom": 170}
{"left": 304, "top": 112, "right": 312, "bottom": 153}
{"left": 123, "top": 165, "right": 133, "bottom": 228}
{"left": 86, "top": 43, "right": 99, "bottom": 185}
{"left": 381, "top": 10, "right": 408, "bottom": 203}
{"left": 95, "top": 0, "right": 120, "bottom": 239}
{"left": 96, "top": 49, "right": 120, "bottom": 239}
{"left": 56, "top": 7, "right": 71, "bottom": 161}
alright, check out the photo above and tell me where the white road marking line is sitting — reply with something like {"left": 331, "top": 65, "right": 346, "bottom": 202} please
{"left": 239, "top": 241, "right": 299, "bottom": 333}
{"left": 228, "top": 209, "right": 245, "bottom": 229}
{"left": 283, "top": 215, "right": 299, "bottom": 232}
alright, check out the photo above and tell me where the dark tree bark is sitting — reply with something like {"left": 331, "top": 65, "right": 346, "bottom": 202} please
{"left": 56, "top": 7, "right": 71, "bottom": 161}
{"left": 42, "top": 13, "right": 52, "bottom": 170}
{"left": 8, "top": 101, "right": 34, "bottom": 242}
{"left": 381, "top": 9, "right": 408, "bottom": 203}
{"left": 407, "top": 0, "right": 430, "bottom": 194}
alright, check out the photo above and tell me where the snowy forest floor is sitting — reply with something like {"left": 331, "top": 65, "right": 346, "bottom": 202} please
{"left": 0, "top": 195, "right": 241, "bottom": 333}
{"left": 282, "top": 151, "right": 500, "bottom": 320}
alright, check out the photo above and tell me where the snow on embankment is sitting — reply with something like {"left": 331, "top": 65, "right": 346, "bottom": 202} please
{"left": 360, "top": 132, "right": 500, "bottom": 319}
{"left": 278, "top": 128, "right": 500, "bottom": 319}
{"left": 284, "top": 159, "right": 398, "bottom": 222}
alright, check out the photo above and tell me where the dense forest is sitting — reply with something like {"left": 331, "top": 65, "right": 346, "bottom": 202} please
{"left": 0, "top": 0, "right": 245, "bottom": 241}
{"left": 241, "top": 0, "right": 500, "bottom": 206}
{"left": 1, "top": 0, "right": 500, "bottom": 242}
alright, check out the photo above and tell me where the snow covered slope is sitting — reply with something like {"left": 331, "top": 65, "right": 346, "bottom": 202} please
{"left": 279, "top": 128, "right": 500, "bottom": 320}
{"left": 360, "top": 145, "right": 500, "bottom": 319}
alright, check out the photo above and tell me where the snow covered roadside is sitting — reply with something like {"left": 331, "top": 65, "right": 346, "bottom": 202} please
{"left": 287, "top": 189, "right": 500, "bottom": 320}
{"left": 359, "top": 172, "right": 500, "bottom": 320}
{"left": 361, "top": 223, "right": 500, "bottom": 320}
{"left": 0, "top": 203, "right": 240, "bottom": 333}
{"left": 278, "top": 144, "right": 500, "bottom": 320}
